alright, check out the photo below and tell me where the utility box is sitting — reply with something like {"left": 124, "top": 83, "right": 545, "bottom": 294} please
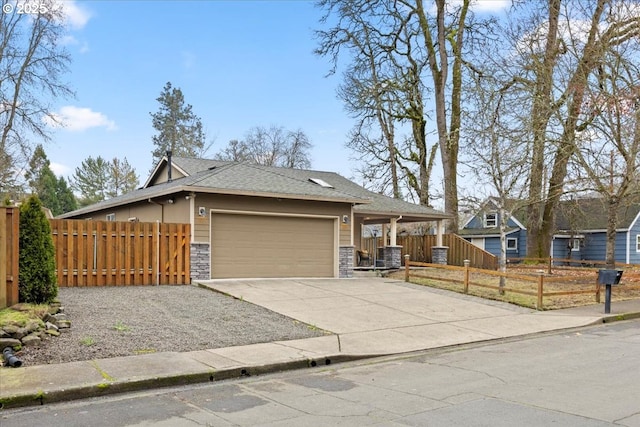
{"left": 597, "top": 269, "right": 623, "bottom": 285}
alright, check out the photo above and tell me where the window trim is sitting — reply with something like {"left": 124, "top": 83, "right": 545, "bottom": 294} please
{"left": 106, "top": 213, "right": 116, "bottom": 221}
{"left": 506, "top": 237, "right": 518, "bottom": 251}
{"left": 572, "top": 238, "right": 581, "bottom": 252}
{"left": 483, "top": 212, "right": 497, "bottom": 228}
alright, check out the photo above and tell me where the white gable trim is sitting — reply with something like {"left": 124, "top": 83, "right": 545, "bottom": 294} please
{"left": 627, "top": 211, "right": 640, "bottom": 264}
{"left": 143, "top": 156, "right": 190, "bottom": 189}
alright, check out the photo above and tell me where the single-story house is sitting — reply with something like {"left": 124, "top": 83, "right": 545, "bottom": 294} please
{"left": 59, "top": 155, "right": 451, "bottom": 279}
{"left": 459, "top": 196, "right": 640, "bottom": 264}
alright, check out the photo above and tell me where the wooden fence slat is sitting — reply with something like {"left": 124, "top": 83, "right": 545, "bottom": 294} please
{"left": 362, "top": 234, "right": 498, "bottom": 270}
{"left": 0, "top": 209, "right": 7, "bottom": 308}
{"left": 124, "top": 221, "right": 132, "bottom": 286}
{"left": 96, "top": 221, "right": 104, "bottom": 286}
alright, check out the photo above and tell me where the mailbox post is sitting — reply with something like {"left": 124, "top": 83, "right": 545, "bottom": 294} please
{"left": 597, "top": 269, "right": 623, "bottom": 314}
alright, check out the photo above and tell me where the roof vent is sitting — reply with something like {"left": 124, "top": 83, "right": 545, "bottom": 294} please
{"left": 309, "top": 178, "right": 333, "bottom": 188}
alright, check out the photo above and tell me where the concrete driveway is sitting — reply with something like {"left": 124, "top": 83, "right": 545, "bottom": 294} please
{"left": 198, "top": 278, "right": 603, "bottom": 356}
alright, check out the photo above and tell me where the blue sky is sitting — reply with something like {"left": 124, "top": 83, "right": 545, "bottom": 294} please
{"left": 45, "top": 0, "right": 356, "bottom": 181}
{"left": 44, "top": 0, "right": 509, "bottom": 191}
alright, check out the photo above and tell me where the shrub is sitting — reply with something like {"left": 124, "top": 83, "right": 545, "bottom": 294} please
{"left": 18, "top": 196, "right": 58, "bottom": 304}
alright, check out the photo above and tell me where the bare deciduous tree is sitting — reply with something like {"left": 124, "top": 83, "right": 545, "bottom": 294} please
{"left": 0, "top": 0, "right": 72, "bottom": 194}
{"left": 464, "top": 69, "right": 530, "bottom": 290}
{"left": 568, "top": 47, "right": 640, "bottom": 266}
{"left": 215, "top": 125, "right": 312, "bottom": 169}
{"left": 507, "top": 0, "right": 640, "bottom": 258}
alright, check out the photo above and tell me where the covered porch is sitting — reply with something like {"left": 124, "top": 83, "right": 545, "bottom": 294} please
{"left": 353, "top": 207, "right": 451, "bottom": 270}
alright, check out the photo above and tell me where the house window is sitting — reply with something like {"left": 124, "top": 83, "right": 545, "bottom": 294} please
{"left": 106, "top": 213, "right": 115, "bottom": 221}
{"left": 484, "top": 212, "right": 497, "bottom": 228}
{"left": 572, "top": 238, "right": 581, "bottom": 252}
{"left": 507, "top": 238, "right": 518, "bottom": 251}
{"left": 637, "top": 235, "right": 640, "bottom": 252}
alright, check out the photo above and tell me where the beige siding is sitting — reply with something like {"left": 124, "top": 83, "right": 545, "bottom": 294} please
{"left": 192, "top": 193, "right": 351, "bottom": 245}
{"left": 211, "top": 213, "right": 335, "bottom": 278}
{"left": 66, "top": 197, "right": 190, "bottom": 224}
{"left": 148, "top": 164, "right": 186, "bottom": 187}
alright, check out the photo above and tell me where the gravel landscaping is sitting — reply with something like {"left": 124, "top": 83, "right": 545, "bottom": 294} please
{"left": 16, "top": 284, "right": 328, "bottom": 367}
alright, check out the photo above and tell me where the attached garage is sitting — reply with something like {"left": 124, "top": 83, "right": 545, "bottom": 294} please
{"left": 210, "top": 212, "right": 337, "bottom": 278}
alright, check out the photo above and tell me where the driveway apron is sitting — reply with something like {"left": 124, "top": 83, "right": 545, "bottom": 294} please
{"left": 198, "top": 278, "right": 602, "bottom": 356}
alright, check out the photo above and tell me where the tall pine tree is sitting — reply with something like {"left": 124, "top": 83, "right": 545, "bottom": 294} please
{"left": 150, "top": 82, "right": 207, "bottom": 167}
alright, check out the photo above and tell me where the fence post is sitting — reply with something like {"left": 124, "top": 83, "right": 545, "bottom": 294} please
{"left": 155, "top": 221, "right": 161, "bottom": 285}
{"left": 537, "top": 273, "right": 544, "bottom": 310}
{"left": 404, "top": 254, "right": 410, "bottom": 282}
{"left": 463, "top": 259, "right": 470, "bottom": 294}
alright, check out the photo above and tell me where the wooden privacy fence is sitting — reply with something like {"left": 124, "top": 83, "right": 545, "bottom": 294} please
{"left": 1, "top": 207, "right": 19, "bottom": 308}
{"left": 50, "top": 220, "right": 190, "bottom": 286}
{"left": 362, "top": 234, "right": 498, "bottom": 270}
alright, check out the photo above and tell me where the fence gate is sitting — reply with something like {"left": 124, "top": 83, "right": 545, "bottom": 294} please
{"left": 50, "top": 219, "right": 190, "bottom": 286}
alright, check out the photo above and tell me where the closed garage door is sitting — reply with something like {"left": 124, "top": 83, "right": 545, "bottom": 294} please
{"left": 211, "top": 213, "right": 336, "bottom": 278}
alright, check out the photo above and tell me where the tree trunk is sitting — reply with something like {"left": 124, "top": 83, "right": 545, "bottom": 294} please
{"left": 606, "top": 198, "right": 619, "bottom": 268}
{"left": 526, "top": 0, "right": 561, "bottom": 259}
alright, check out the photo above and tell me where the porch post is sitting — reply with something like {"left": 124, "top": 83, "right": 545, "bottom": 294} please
{"left": 436, "top": 220, "right": 444, "bottom": 247}
{"left": 389, "top": 218, "right": 397, "bottom": 246}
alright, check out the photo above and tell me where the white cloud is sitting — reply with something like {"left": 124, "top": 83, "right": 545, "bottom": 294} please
{"left": 58, "top": 0, "right": 92, "bottom": 30}
{"left": 44, "top": 106, "right": 117, "bottom": 132}
{"left": 60, "top": 35, "right": 90, "bottom": 53}
{"left": 473, "top": 0, "right": 510, "bottom": 12}
{"left": 50, "top": 162, "right": 71, "bottom": 177}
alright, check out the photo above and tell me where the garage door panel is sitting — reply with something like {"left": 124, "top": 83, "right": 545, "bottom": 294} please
{"left": 211, "top": 214, "right": 335, "bottom": 278}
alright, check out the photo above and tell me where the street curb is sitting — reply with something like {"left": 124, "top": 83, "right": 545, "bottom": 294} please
{"left": 602, "top": 311, "right": 640, "bottom": 323}
{"left": 0, "top": 354, "right": 369, "bottom": 410}
{"left": 3, "top": 312, "right": 639, "bottom": 410}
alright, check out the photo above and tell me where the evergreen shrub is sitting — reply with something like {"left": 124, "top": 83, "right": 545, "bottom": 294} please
{"left": 18, "top": 196, "right": 58, "bottom": 304}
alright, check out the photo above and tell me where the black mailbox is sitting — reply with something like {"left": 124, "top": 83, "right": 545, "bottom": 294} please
{"left": 597, "top": 269, "right": 623, "bottom": 285}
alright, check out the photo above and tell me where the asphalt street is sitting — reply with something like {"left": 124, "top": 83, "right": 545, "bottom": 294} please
{"left": 2, "top": 320, "right": 639, "bottom": 427}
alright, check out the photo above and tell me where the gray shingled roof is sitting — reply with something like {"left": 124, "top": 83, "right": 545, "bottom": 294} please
{"left": 60, "top": 157, "right": 451, "bottom": 220}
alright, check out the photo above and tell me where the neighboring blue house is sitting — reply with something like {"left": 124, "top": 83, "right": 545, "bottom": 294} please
{"left": 458, "top": 198, "right": 528, "bottom": 259}
{"left": 459, "top": 197, "right": 640, "bottom": 265}
{"left": 555, "top": 198, "right": 640, "bottom": 265}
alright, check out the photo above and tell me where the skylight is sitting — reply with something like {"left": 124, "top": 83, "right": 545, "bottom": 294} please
{"left": 309, "top": 177, "right": 334, "bottom": 188}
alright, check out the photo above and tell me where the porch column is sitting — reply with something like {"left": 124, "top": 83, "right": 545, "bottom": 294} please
{"left": 381, "top": 223, "right": 388, "bottom": 246}
{"left": 389, "top": 218, "right": 397, "bottom": 246}
{"left": 436, "top": 219, "right": 444, "bottom": 247}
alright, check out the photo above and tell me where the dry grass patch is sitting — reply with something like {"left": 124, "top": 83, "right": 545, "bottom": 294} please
{"left": 391, "top": 265, "right": 640, "bottom": 310}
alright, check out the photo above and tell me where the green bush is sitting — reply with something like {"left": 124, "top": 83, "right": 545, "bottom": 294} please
{"left": 18, "top": 196, "right": 58, "bottom": 304}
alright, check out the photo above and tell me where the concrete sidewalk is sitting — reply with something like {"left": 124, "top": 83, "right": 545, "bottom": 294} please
{"left": 1, "top": 278, "right": 638, "bottom": 409}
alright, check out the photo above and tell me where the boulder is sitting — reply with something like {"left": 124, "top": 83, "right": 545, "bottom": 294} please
{"left": 57, "top": 320, "right": 71, "bottom": 329}
{"left": 0, "top": 338, "right": 21, "bottom": 349}
{"left": 45, "top": 329, "right": 60, "bottom": 337}
{"left": 21, "top": 333, "right": 41, "bottom": 346}
{"left": 2, "top": 325, "right": 20, "bottom": 335}
{"left": 45, "top": 321, "right": 59, "bottom": 332}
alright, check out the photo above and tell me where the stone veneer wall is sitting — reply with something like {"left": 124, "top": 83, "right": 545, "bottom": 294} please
{"left": 383, "top": 246, "right": 403, "bottom": 269}
{"left": 190, "top": 242, "right": 210, "bottom": 281}
{"left": 339, "top": 246, "right": 354, "bottom": 278}
{"left": 432, "top": 246, "right": 449, "bottom": 265}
